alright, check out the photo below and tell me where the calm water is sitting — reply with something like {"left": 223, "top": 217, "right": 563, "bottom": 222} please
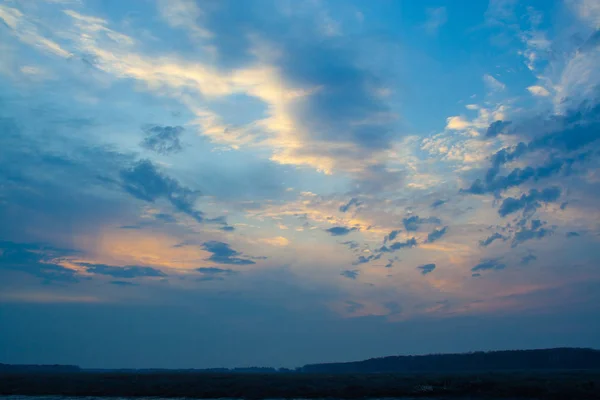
{"left": 0, "top": 397, "right": 459, "bottom": 400}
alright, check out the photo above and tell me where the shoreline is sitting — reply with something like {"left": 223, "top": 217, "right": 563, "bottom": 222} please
{"left": 1, "top": 370, "right": 599, "bottom": 399}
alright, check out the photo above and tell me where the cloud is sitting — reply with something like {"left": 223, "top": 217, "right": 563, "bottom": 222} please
{"left": 417, "top": 263, "right": 436, "bottom": 275}
{"left": 196, "top": 267, "right": 237, "bottom": 278}
{"left": 202, "top": 241, "right": 256, "bottom": 265}
{"left": 0, "top": 4, "right": 72, "bottom": 58}
{"left": 341, "top": 241, "right": 359, "bottom": 250}
{"left": 423, "top": 7, "right": 447, "bottom": 35}
{"left": 521, "top": 254, "right": 537, "bottom": 265}
{"left": 325, "top": 226, "right": 356, "bottom": 236}
{"left": 465, "top": 155, "right": 577, "bottom": 195}
{"left": 446, "top": 115, "right": 471, "bottom": 130}
{"left": 53, "top": 0, "right": 402, "bottom": 175}
{"left": 471, "top": 258, "right": 506, "bottom": 272}
{"left": 119, "top": 159, "right": 205, "bottom": 223}
{"left": 463, "top": 103, "right": 600, "bottom": 195}
{"left": 340, "top": 270, "right": 359, "bottom": 280}
{"left": 78, "top": 263, "right": 167, "bottom": 278}
{"left": 498, "top": 187, "right": 561, "bottom": 217}
{"left": 511, "top": 219, "right": 553, "bottom": 247}
{"left": 345, "top": 300, "right": 364, "bottom": 313}
{"left": 430, "top": 199, "right": 447, "bottom": 208}
{"left": 350, "top": 164, "right": 405, "bottom": 193}
{"left": 140, "top": 125, "right": 184, "bottom": 155}
{"left": 339, "top": 198, "right": 361, "bottom": 213}
{"left": 260, "top": 236, "right": 290, "bottom": 246}
{"left": 485, "top": 120, "right": 512, "bottom": 138}
{"left": 483, "top": 74, "right": 506, "bottom": 92}
{"left": 384, "top": 229, "right": 402, "bottom": 243}
{"left": 527, "top": 85, "right": 551, "bottom": 96}
{"left": 0, "top": 241, "right": 79, "bottom": 283}
{"left": 403, "top": 215, "right": 441, "bottom": 231}
{"left": 384, "top": 301, "right": 402, "bottom": 315}
{"left": 110, "top": 280, "right": 138, "bottom": 286}
{"left": 353, "top": 253, "right": 382, "bottom": 265}
{"left": 154, "top": 213, "right": 177, "bottom": 223}
{"left": 566, "top": 231, "right": 581, "bottom": 238}
{"left": 479, "top": 232, "right": 506, "bottom": 247}
{"left": 426, "top": 226, "right": 448, "bottom": 243}
{"left": 379, "top": 237, "right": 418, "bottom": 253}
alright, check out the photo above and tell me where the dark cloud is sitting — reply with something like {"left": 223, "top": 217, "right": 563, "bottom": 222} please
{"left": 191, "top": 0, "right": 401, "bottom": 171}
{"left": 353, "top": 253, "right": 382, "bottom": 265}
{"left": 527, "top": 103, "right": 600, "bottom": 153}
{"left": 427, "top": 226, "right": 448, "bottom": 243}
{"left": 339, "top": 198, "right": 362, "bottom": 213}
{"left": 431, "top": 199, "right": 447, "bottom": 208}
{"left": 521, "top": 254, "right": 537, "bottom": 265}
{"left": 479, "top": 232, "right": 506, "bottom": 247}
{"left": 403, "top": 215, "right": 441, "bottom": 231}
{"left": 220, "top": 225, "right": 235, "bottom": 232}
{"left": 566, "top": 231, "right": 580, "bottom": 238}
{"left": 485, "top": 120, "right": 512, "bottom": 137}
{"left": 466, "top": 154, "right": 584, "bottom": 195}
{"left": 341, "top": 241, "right": 360, "bottom": 250}
{"left": 498, "top": 187, "right": 561, "bottom": 217}
{"left": 384, "top": 260, "right": 394, "bottom": 268}
{"left": 325, "top": 226, "right": 356, "bottom": 236}
{"left": 119, "top": 159, "right": 205, "bottom": 223}
{"left": 463, "top": 102, "right": 600, "bottom": 195}
{"left": 140, "top": 125, "right": 184, "bottom": 155}
{"left": 202, "top": 241, "right": 255, "bottom": 265}
{"left": 379, "top": 238, "right": 418, "bottom": 253}
{"left": 384, "top": 229, "right": 402, "bottom": 243}
{"left": 197, "top": 267, "right": 237, "bottom": 275}
{"left": 511, "top": 219, "right": 553, "bottom": 247}
{"left": 78, "top": 263, "right": 166, "bottom": 278}
{"left": 471, "top": 258, "right": 506, "bottom": 272}
{"left": 341, "top": 270, "right": 359, "bottom": 280}
{"left": 417, "top": 263, "right": 436, "bottom": 275}
{"left": 0, "top": 241, "right": 79, "bottom": 283}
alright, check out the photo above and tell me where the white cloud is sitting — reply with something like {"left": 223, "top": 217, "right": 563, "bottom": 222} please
{"left": 260, "top": 236, "right": 290, "bottom": 247}
{"left": 567, "top": 0, "right": 600, "bottom": 29}
{"left": 445, "top": 116, "right": 471, "bottom": 130}
{"left": 483, "top": 74, "right": 506, "bottom": 92}
{"left": 527, "top": 85, "right": 551, "bottom": 96}
{"left": 156, "top": 0, "right": 212, "bottom": 39}
{"left": 0, "top": 5, "right": 71, "bottom": 58}
{"left": 423, "top": 7, "right": 447, "bottom": 35}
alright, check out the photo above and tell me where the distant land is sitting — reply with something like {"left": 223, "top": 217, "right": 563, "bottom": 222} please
{"left": 3, "top": 347, "right": 600, "bottom": 373}
{"left": 2, "top": 349, "right": 600, "bottom": 399}
{"left": 302, "top": 347, "right": 600, "bottom": 373}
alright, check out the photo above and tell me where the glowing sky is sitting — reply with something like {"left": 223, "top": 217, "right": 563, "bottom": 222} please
{"left": 1, "top": 0, "right": 600, "bottom": 369}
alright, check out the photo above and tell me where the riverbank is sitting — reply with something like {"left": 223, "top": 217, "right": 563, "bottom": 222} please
{"left": 1, "top": 370, "right": 599, "bottom": 399}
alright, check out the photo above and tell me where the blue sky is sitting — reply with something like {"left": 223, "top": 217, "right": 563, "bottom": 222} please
{"left": 1, "top": 0, "right": 600, "bottom": 368}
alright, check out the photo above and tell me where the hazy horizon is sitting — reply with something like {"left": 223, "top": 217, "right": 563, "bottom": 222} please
{"left": 1, "top": 0, "right": 600, "bottom": 369}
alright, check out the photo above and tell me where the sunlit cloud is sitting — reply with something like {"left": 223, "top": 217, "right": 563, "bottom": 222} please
{"left": 1, "top": 0, "right": 600, "bottom": 367}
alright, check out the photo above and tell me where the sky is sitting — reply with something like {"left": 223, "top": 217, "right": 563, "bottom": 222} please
{"left": 1, "top": 0, "right": 600, "bottom": 369}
